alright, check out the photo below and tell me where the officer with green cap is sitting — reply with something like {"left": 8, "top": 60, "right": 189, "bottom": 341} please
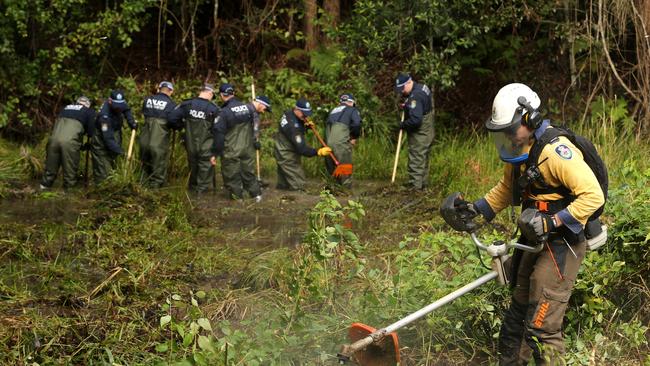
{"left": 213, "top": 83, "right": 271, "bottom": 201}
{"left": 168, "top": 84, "right": 220, "bottom": 193}
{"left": 40, "top": 96, "right": 96, "bottom": 190}
{"left": 274, "top": 98, "right": 331, "bottom": 191}
{"left": 325, "top": 93, "right": 362, "bottom": 187}
{"left": 92, "top": 89, "right": 137, "bottom": 182}
{"left": 139, "top": 81, "right": 176, "bottom": 188}
{"left": 395, "top": 73, "right": 434, "bottom": 190}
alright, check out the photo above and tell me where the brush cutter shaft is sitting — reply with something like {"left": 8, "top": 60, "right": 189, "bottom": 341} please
{"left": 343, "top": 271, "right": 499, "bottom": 356}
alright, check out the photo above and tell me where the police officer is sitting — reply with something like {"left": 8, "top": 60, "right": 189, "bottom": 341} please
{"left": 325, "top": 93, "right": 362, "bottom": 187}
{"left": 274, "top": 98, "right": 331, "bottom": 191}
{"left": 139, "top": 81, "right": 176, "bottom": 188}
{"left": 168, "top": 84, "right": 220, "bottom": 193}
{"left": 213, "top": 83, "right": 271, "bottom": 201}
{"left": 454, "top": 83, "right": 604, "bottom": 365}
{"left": 40, "top": 96, "right": 96, "bottom": 190}
{"left": 395, "top": 73, "right": 434, "bottom": 190}
{"left": 92, "top": 90, "right": 137, "bottom": 182}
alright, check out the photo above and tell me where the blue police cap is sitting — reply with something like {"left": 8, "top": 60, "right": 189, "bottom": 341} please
{"left": 394, "top": 73, "right": 412, "bottom": 93}
{"left": 255, "top": 95, "right": 272, "bottom": 112}
{"left": 339, "top": 93, "right": 355, "bottom": 104}
{"left": 110, "top": 90, "right": 126, "bottom": 104}
{"left": 219, "top": 83, "right": 235, "bottom": 96}
{"left": 295, "top": 98, "right": 312, "bottom": 117}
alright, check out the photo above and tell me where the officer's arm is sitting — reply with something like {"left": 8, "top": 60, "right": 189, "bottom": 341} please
{"left": 98, "top": 115, "right": 123, "bottom": 155}
{"left": 212, "top": 115, "right": 226, "bottom": 156}
{"left": 402, "top": 94, "right": 425, "bottom": 129}
{"left": 251, "top": 108, "right": 261, "bottom": 141}
{"left": 122, "top": 106, "right": 137, "bottom": 129}
{"left": 165, "top": 100, "right": 177, "bottom": 118}
{"left": 167, "top": 104, "right": 185, "bottom": 130}
{"left": 473, "top": 164, "right": 515, "bottom": 221}
{"left": 282, "top": 121, "right": 317, "bottom": 157}
{"left": 85, "top": 108, "right": 97, "bottom": 137}
{"left": 544, "top": 144, "right": 605, "bottom": 233}
{"left": 141, "top": 99, "right": 148, "bottom": 116}
{"left": 349, "top": 108, "right": 362, "bottom": 139}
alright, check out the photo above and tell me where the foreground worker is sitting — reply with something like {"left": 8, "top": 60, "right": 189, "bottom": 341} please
{"left": 453, "top": 83, "right": 604, "bottom": 365}
{"left": 325, "top": 93, "right": 362, "bottom": 187}
{"left": 274, "top": 98, "right": 331, "bottom": 191}
{"left": 139, "top": 81, "right": 176, "bottom": 188}
{"left": 213, "top": 83, "right": 271, "bottom": 201}
{"left": 394, "top": 73, "right": 434, "bottom": 190}
{"left": 92, "top": 90, "right": 137, "bottom": 182}
{"left": 168, "top": 84, "right": 220, "bottom": 193}
{"left": 40, "top": 96, "right": 96, "bottom": 190}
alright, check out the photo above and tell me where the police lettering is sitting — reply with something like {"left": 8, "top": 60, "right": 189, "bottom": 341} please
{"left": 65, "top": 104, "right": 84, "bottom": 111}
{"left": 189, "top": 109, "right": 206, "bottom": 119}
{"left": 146, "top": 98, "right": 168, "bottom": 110}
{"left": 230, "top": 105, "right": 249, "bottom": 113}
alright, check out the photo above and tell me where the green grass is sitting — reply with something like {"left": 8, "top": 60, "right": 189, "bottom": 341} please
{"left": 0, "top": 106, "right": 648, "bottom": 364}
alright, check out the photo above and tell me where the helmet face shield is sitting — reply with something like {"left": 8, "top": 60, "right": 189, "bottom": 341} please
{"left": 490, "top": 122, "right": 529, "bottom": 164}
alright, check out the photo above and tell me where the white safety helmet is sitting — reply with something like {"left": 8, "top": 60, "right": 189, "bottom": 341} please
{"left": 486, "top": 83, "right": 541, "bottom": 163}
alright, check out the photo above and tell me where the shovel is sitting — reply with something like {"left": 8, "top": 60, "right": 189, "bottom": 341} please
{"left": 305, "top": 119, "right": 353, "bottom": 178}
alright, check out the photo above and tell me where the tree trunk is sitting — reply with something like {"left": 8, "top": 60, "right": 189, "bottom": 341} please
{"left": 304, "top": 0, "right": 318, "bottom": 51}
{"left": 324, "top": 0, "right": 340, "bottom": 28}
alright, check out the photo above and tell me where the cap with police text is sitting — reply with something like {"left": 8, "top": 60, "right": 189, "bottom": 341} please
{"left": 339, "top": 93, "right": 355, "bottom": 104}
{"left": 158, "top": 81, "right": 174, "bottom": 91}
{"left": 394, "top": 73, "right": 412, "bottom": 93}
{"left": 110, "top": 90, "right": 126, "bottom": 104}
{"left": 295, "top": 98, "right": 312, "bottom": 117}
{"left": 255, "top": 95, "right": 272, "bottom": 112}
{"left": 202, "top": 83, "right": 215, "bottom": 93}
{"left": 219, "top": 83, "right": 235, "bottom": 96}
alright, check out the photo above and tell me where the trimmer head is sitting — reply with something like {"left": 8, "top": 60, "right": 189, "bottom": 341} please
{"left": 341, "top": 323, "right": 400, "bottom": 366}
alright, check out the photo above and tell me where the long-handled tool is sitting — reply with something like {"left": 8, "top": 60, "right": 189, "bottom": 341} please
{"left": 251, "top": 82, "right": 264, "bottom": 185}
{"left": 127, "top": 128, "right": 136, "bottom": 161}
{"left": 84, "top": 138, "right": 90, "bottom": 187}
{"left": 390, "top": 111, "right": 404, "bottom": 184}
{"left": 306, "top": 118, "right": 353, "bottom": 178}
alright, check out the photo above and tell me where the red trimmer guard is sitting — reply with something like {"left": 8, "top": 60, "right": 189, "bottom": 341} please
{"left": 347, "top": 323, "right": 400, "bottom": 366}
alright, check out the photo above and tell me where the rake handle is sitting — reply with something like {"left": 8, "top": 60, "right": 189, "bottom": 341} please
{"left": 307, "top": 122, "right": 340, "bottom": 165}
{"left": 252, "top": 82, "right": 262, "bottom": 180}
{"left": 391, "top": 112, "right": 405, "bottom": 184}
{"left": 127, "top": 129, "right": 136, "bottom": 161}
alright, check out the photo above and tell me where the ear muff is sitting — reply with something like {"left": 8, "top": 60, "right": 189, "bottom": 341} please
{"left": 517, "top": 96, "right": 541, "bottom": 129}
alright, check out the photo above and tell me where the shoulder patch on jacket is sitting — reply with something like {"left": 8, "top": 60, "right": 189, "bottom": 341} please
{"left": 101, "top": 122, "right": 108, "bottom": 132}
{"left": 410, "top": 100, "right": 417, "bottom": 109}
{"left": 555, "top": 144, "right": 573, "bottom": 160}
{"left": 280, "top": 115, "right": 288, "bottom": 127}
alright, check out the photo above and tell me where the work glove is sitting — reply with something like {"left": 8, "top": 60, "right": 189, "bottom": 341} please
{"left": 453, "top": 197, "right": 478, "bottom": 219}
{"left": 518, "top": 208, "right": 555, "bottom": 243}
{"left": 80, "top": 142, "right": 92, "bottom": 151}
{"left": 317, "top": 147, "right": 332, "bottom": 157}
{"left": 304, "top": 119, "right": 315, "bottom": 129}
{"left": 129, "top": 121, "right": 138, "bottom": 131}
{"left": 253, "top": 140, "right": 261, "bottom": 150}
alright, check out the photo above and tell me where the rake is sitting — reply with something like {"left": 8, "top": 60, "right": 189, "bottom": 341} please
{"left": 305, "top": 119, "right": 353, "bottom": 178}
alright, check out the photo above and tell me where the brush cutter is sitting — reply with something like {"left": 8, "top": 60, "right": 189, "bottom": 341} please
{"left": 338, "top": 192, "right": 609, "bottom": 364}
{"left": 337, "top": 192, "right": 544, "bottom": 365}
{"left": 390, "top": 112, "right": 405, "bottom": 184}
{"left": 305, "top": 118, "right": 353, "bottom": 178}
